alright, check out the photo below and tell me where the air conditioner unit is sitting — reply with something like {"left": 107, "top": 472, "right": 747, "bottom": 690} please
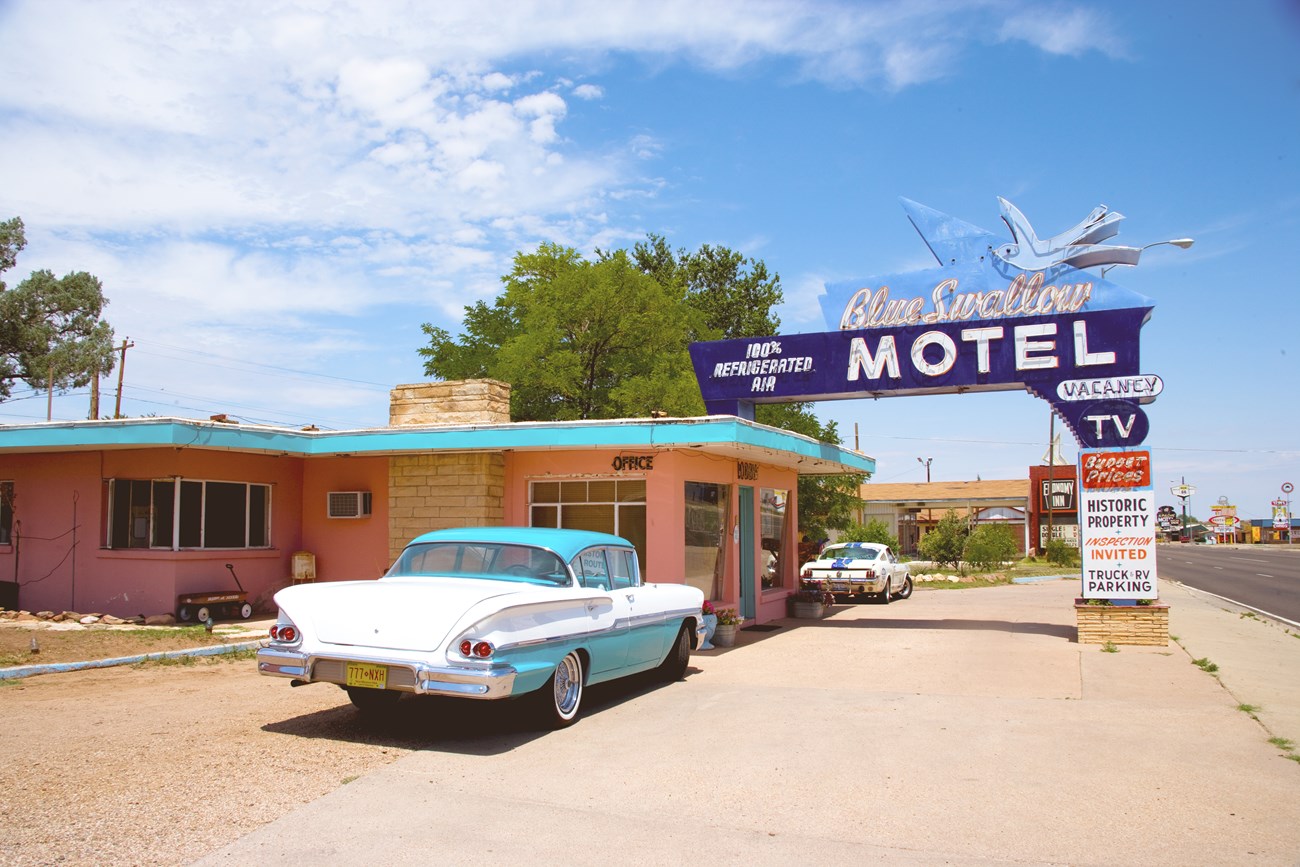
{"left": 327, "top": 491, "right": 372, "bottom": 519}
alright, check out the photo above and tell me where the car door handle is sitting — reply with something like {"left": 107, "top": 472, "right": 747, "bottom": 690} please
{"left": 625, "top": 594, "right": 635, "bottom": 603}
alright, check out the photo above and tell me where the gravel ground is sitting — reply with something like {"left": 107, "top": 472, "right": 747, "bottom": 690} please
{"left": 0, "top": 657, "right": 420, "bottom": 866}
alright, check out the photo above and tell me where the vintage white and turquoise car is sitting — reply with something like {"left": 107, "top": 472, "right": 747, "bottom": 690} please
{"left": 799, "top": 541, "right": 912, "bottom": 603}
{"left": 257, "top": 527, "right": 706, "bottom": 728}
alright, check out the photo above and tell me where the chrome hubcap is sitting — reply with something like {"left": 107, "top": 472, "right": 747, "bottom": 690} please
{"left": 553, "top": 655, "right": 581, "bottom": 717}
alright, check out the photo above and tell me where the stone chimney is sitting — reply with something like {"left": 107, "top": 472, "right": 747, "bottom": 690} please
{"left": 389, "top": 379, "right": 511, "bottom": 427}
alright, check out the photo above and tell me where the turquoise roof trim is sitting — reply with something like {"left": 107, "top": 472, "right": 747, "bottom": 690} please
{"left": 0, "top": 415, "right": 875, "bottom": 476}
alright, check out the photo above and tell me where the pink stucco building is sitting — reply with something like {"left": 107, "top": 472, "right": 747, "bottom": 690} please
{"left": 0, "top": 380, "right": 874, "bottom": 625}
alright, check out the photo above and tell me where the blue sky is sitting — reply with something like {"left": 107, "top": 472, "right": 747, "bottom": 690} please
{"left": 1, "top": 0, "right": 1297, "bottom": 520}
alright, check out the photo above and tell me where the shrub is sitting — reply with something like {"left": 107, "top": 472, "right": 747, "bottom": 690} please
{"left": 917, "top": 509, "right": 967, "bottom": 570}
{"left": 1044, "top": 539, "right": 1079, "bottom": 567}
{"left": 962, "top": 524, "right": 1018, "bottom": 571}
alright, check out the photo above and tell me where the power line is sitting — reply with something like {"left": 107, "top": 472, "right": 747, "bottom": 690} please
{"left": 135, "top": 339, "right": 393, "bottom": 390}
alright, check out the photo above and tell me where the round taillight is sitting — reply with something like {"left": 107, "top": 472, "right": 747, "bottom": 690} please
{"left": 459, "top": 639, "right": 493, "bottom": 659}
{"left": 271, "top": 625, "right": 297, "bottom": 643}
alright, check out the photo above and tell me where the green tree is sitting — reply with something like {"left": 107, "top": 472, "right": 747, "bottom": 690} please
{"left": 918, "top": 509, "right": 968, "bottom": 570}
{"left": 962, "top": 524, "right": 1018, "bottom": 571}
{"left": 0, "top": 217, "right": 115, "bottom": 402}
{"left": 420, "top": 243, "right": 706, "bottom": 420}
{"left": 796, "top": 470, "right": 865, "bottom": 542}
{"left": 420, "top": 235, "right": 862, "bottom": 539}
{"left": 630, "top": 233, "right": 782, "bottom": 339}
{"left": 838, "top": 518, "right": 900, "bottom": 551}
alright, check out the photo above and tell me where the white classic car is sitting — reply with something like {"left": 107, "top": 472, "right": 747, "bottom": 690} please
{"left": 257, "top": 527, "right": 707, "bottom": 728}
{"left": 799, "top": 541, "right": 912, "bottom": 603}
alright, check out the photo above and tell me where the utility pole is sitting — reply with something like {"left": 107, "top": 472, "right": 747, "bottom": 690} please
{"left": 1045, "top": 411, "right": 1054, "bottom": 554}
{"left": 113, "top": 338, "right": 134, "bottom": 419}
{"left": 89, "top": 366, "right": 100, "bottom": 420}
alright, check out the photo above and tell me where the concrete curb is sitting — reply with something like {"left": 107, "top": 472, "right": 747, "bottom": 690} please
{"left": 0, "top": 639, "right": 265, "bottom": 680}
{"left": 1010, "top": 573, "right": 1074, "bottom": 584}
{"left": 1167, "top": 579, "right": 1300, "bottom": 630}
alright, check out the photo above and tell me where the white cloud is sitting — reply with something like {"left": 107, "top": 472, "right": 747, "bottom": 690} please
{"left": 778, "top": 273, "right": 834, "bottom": 331}
{"left": 629, "top": 134, "right": 663, "bottom": 160}
{"left": 0, "top": 0, "right": 1130, "bottom": 428}
{"left": 481, "top": 72, "right": 515, "bottom": 91}
{"left": 997, "top": 7, "right": 1127, "bottom": 58}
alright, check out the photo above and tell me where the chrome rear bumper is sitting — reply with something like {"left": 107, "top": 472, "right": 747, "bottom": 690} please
{"left": 257, "top": 647, "right": 518, "bottom": 699}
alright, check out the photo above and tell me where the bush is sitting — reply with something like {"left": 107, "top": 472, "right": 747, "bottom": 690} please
{"left": 1044, "top": 539, "right": 1079, "bottom": 567}
{"left": 837, "top": 518, "right": 899, "bottom": 551}
{"left": 962, "top": 524, "right": 1018, "bottom": 572}
{"left": 918, "top": 509, "right": 967, "bottom": 570}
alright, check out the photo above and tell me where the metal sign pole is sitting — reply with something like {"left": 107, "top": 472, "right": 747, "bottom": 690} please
{"left": 1284, "top": 483, "right": 1295, "bottom": 545}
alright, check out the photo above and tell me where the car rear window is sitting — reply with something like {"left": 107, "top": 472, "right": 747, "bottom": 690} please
{"left": 826, "top": 546, "right": 879, "bottom": 560}
{"left": 386, "top": 542, "right": 570, "bottom": 585}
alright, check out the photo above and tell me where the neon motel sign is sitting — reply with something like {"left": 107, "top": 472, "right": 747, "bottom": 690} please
{"left": 689, "top": 197, "right": 1173, "bottom": 600}
{"left": 689, "top": 197, "right": 1163, "bottom": 450}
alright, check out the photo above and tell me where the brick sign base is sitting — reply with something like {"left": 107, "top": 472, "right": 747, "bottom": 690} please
{"left": 1075, "top": 599, "right": 1169, "bottom": 646}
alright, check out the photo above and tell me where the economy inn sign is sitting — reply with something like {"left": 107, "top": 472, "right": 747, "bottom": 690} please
{"left": 690, "top": 197, "right": 1170, "bottom": 599}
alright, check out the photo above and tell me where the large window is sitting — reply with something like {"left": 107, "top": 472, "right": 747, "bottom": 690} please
{"left": 760, "top": 487, "right": 790, "bottom": 589}
{"left": 530, "top": 479, "right": 648, "bottom": 576}
{"left": 0, "top": 482, "right": 12, "bottom": 545}
{"left": 105, "top": 478, "right": 270, "bottom": 550}
{"left": 684, "top": 481, "right": 729, "bottom": 600}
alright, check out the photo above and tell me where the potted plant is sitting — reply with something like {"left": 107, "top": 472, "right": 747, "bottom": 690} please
{"left": 712, "top": 608, "right": 743, "bottom": 647}
{"left": 790, "top": 580, "right": 834, "bottom": 619}
{"left": 700, "top": 600, "right": 718, "bottom": 649}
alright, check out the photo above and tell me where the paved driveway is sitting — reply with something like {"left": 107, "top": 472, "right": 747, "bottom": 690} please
{"left": 199, "top": 578, "right": 1300, "bottom": 866}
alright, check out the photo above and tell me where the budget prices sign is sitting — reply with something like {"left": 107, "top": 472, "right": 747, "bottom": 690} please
{"left": 1078, "top": 447, "right": 1157, "bottom": 600}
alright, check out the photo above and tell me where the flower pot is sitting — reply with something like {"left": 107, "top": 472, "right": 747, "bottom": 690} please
{"left": 792, "top": 600, "right": 825, "bottom": 619}
{"left": 712, "top": 623, "right": 738, "bottom": 647}
{"left": 701, "top": 613, "right": 718, "bottom": 649}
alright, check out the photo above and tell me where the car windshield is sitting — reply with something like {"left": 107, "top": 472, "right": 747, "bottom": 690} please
{"left": 824, "top": 546, "right": 880, "bottom": 561}
{"left": 386, "top": 542, "right": 571, "bottom": 586}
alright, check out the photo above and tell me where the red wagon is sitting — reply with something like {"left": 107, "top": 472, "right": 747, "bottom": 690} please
{"left": 176, "top": 563, "right": 253, "bottom": 622}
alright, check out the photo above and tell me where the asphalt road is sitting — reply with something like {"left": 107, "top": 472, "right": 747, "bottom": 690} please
{"left": 1157, "top": 543, "right": 1300, "bottom": 625}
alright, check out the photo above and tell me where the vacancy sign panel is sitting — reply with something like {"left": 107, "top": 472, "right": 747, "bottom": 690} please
{"left": 1078, "top": 447, "right": 1157, "bottom": 600}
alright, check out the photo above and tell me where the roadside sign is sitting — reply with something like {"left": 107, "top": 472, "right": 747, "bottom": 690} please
{"left": 1274, "top": 500, "right": 1290, "bottom": 529}
{"left": 1079, "top": 447, "right": 1157, "bottom": 600}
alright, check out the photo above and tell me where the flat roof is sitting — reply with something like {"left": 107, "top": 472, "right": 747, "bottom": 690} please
{"left": 0, "top": 414, "right": 875, "bottom": 476}
{"left": 860, "top": 479, "right": 1028, "bottom": 505}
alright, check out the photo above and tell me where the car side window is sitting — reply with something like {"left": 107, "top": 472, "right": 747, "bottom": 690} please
{"left": 577, "top": 548, "right": 611, "bottom": 591}
{"left": 609, "top": 548, "right": 638, "bottom": 589}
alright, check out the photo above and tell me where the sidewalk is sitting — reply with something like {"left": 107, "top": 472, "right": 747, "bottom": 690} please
{"left": 1162, "top": 579, "right": 1300, "bottom": 750}
{"left": 196, "top": 578, "right": 1300, "bottom": 866}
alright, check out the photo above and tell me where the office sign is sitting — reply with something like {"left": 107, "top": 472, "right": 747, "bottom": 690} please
{"left": 690, "top": 197, "right": 1161, "bottom": 448}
